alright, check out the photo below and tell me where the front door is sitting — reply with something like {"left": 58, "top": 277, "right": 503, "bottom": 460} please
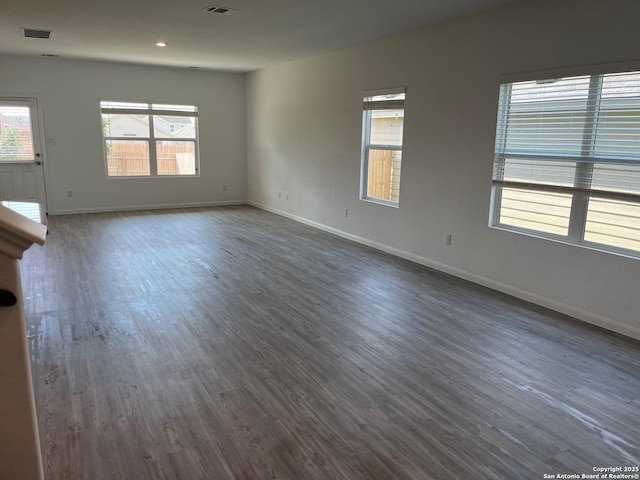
{"left": 0, "top": 98, "right": 47, "bottom": 210}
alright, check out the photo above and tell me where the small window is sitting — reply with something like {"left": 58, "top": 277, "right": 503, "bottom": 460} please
{"left": 360, "top": 89, "right": 405, "bottom": 205}
{"left": 100, "top": 101, "right": 199, "bottom": 177}
{"left": 0, "top": 102, "right": 35, "bottom": 162}
{"left": 490, "top": 70, "right": 640, "bottom": 256}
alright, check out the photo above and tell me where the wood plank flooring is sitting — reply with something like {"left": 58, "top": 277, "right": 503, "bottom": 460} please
{"left": 19, "top": 206, "right": 640, "bottom": 480}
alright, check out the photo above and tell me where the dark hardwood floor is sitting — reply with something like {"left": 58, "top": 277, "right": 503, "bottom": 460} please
{"left": 20, "top": 206, "right": 640, "bottom": 479}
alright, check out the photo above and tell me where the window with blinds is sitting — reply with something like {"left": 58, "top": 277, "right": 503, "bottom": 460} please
{"left": 360, "top": 88, "right": 405, "bottom": 206}
{"left": 0, "top": 103, "right": 35, "bottom": 162}
{"left": 100, "top": 101, "right": 199, "bottom": 177}
{"left": 491, "top": 70, "right": 640, "bottom": 255}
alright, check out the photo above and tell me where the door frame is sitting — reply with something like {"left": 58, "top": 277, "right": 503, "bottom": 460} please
{"left": 0, "top": 93, "right": 50, "bottom": 213}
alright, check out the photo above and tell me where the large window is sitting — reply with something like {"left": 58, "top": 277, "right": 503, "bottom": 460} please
{"left": 360, "top": 89, "right": 405, "bottom": 205}
{"left": 491, "top": 70, "right": 640, "bottom": 255}
{"left": 101, "top": 102, "right": 199, "bottom": 177}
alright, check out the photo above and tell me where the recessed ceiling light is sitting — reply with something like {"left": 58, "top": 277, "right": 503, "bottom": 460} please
{"left": 155, "top": 41, "right": 167, "bottom": 47}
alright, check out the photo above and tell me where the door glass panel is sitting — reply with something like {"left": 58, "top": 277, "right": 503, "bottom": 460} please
{"left": 0, "top": 105, "right": 34, "bottom": 161}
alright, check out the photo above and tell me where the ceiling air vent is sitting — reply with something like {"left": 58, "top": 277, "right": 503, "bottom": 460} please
{"left": 23, "top": 28, "right": 52, "bottom": 39}
{"left": 202, "top": 6, "right": 239, "bottom": 15}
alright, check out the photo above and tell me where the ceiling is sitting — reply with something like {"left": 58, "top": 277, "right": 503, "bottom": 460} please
{"left": 0, "top": 0, "right": 520, "bottom": 72}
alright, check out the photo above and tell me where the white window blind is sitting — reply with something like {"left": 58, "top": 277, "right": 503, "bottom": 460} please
{"left": 100, "top": 101, "right": 199, "bottom": 177}
{"left": 491, "top": 70, "right": 640, "bottom": 254}
{"left": 0, "top": 104, "right": 35, "bottom": 162}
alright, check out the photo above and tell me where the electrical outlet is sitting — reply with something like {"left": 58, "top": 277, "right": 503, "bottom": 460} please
{"left": 223, "top": 184, "right": 228, "bottom": 192}
{"left": 344, "top": 208, "right": 348, "bottom": 217}
{"left": 278, "top": 191, "right": 281, "bottom": 199}
{"left": 66, "top": 190, "right": 73, "bottom": 198}
{"left": 286, "top": 193, "right": 289, "bottom": 200}
{"left": 445, "top": 234, "right": 452, "bottom": 246}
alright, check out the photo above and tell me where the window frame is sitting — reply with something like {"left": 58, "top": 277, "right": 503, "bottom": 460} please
{"left": 360, "top": 87, "right": 406, "bottom": 207}
{"left": 100, "top": 101, "right": 199, "bottom": 178}
{"left": 0, "top": 99, "right": 38, "bottom": 164}
{"left": 489, "top": 67, "right": 640, "bottom": 258}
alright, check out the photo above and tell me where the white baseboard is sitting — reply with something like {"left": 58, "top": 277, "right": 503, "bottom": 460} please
{"left": 49, "top": 200, "right": 247, "bottom": 216}
{"left": 248, "top": 201, "right": 640, "bottom": 341}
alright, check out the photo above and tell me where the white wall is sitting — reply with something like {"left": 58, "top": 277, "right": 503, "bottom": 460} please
{"left": 0, "top": 55, "right": 246, "bottom": 213}
{"left": 246, "top": 0, "right": 640, "bottom": 339}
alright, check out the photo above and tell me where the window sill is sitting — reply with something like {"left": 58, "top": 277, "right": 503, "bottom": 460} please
{"left": 360, "top": 197, "right": 399, "bottom": 208}
{"left": 106, "top": 174, "right": 200, "bottom": 179}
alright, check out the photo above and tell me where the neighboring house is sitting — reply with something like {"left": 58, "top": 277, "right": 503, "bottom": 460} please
{"left": 154, "top": 115, "right": 195, "bottom": 136}
{"left": 105, "top": 114, "right": 173, "bottom": 138}
{"left": 0, "top": 112, "right": 31, "bottom": 133}
{"left": 171, "top": 123, "right": 196, "bottom": 138}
